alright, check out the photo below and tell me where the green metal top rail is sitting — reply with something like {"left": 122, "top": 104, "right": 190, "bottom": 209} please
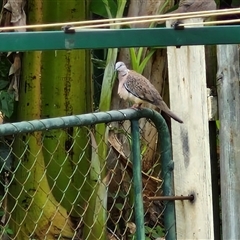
{"left": 0, "top": 25, "right": 240, "bottom": 51}
{"left": 0, "top": 108, "right": 167, "bottom": 136}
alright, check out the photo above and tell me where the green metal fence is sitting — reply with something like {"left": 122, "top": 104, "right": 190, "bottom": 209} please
{"left": 1, "top": 22, "right": 237, "bottom": 240}
{"left": 0, "top": 108, "right": 175, "bottom": 240}
{"left": 1, "top": 26, "right": 240, "bottom": 51}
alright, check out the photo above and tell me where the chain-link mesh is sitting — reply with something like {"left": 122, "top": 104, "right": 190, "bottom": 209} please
{"left": 0, "top": 109, "right": 175, "bottom": 240}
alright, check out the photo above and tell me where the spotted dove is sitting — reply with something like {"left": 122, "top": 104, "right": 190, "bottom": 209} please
{"left": 171, "top": 0, "right": 217, "bottom": 26}
{"left": 115, "top": 61, "right": 183, "bottom": 123}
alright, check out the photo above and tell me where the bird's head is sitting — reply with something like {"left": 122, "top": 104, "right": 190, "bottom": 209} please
{"left": 115, "top": 61, "right": 127, "bottom": 72}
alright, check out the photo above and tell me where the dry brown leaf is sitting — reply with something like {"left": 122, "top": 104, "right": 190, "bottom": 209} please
{"left": 7, "top": 53, "right": 21, "bottom": 101}
{"left": 8, "top": 52, "right": 21, "bottom": 74}
{"left": 108, "top": 130, "right": 162, "bottom": 184}
{"left": 107, "top": 232, "right": 118, "bottom": 240}
{"left": 4, "top": 0, "right": 26, "bottom": 31}
{"left": 4, "top": 0, "right": 24, "bottom": 23}
{"left": 10, "top": 76, "right": 19, "bottom": 101}
{"left": 126, "top": 222, "right": 136, "bottom": 234}
{"left": 0, "top": 112, "right": 3, "bottom": 124}
{"left": 2, "top": 0, "right": 25, "bottom": 102}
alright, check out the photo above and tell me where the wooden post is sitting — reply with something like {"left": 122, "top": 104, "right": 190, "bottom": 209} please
{"left": 217, "top": 45, "right": 240, "bottom": 240}
{"left": 166, "top": 19, "right": 214, "bottom": 239}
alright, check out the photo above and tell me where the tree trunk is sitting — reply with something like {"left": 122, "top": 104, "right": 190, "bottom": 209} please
{"left": 9, "top": 1, "right": 92, "bottom": 239}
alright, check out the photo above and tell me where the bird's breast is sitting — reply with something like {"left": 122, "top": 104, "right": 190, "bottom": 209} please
{"left": 118, "top": 84, "right": 143, "bottom": 104}
{"left": 118, "top": 84, "right": 130, "bottom": 100}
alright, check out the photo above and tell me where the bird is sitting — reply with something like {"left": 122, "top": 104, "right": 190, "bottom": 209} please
{"left": 115, "top": 62, "right": 183, "bottom": 124}
{"left": 170, "top": 0, "right": 217, "bottom": 27}
{"left": 172, "top": 0, "right": 216, "bottom": 14}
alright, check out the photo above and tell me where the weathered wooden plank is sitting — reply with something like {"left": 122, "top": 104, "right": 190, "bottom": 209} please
{"left": 166, "top": 19, "right": 214, "bottom": 239}
{"left": 217, "top": 44, "right": 240, "bottom": 240}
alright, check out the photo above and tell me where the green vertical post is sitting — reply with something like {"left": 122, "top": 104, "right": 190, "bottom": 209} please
{"left": 131, "top": 119, "right": 145, "bottom": 240}
{"left": 153, "top": 113, "right": 176, "bottom": 240}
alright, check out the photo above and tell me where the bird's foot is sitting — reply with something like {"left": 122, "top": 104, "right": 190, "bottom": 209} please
{"left": 131, "top": 104, "right": 142, "bottom": 110}
{"left": 171, "top": 20, "right": 185, "bottom": 30}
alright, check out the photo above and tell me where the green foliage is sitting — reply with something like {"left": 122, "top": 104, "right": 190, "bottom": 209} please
{"left": 0, "top": 53, "right": 14, "bottom": 118}
{"left": 0, "top": 210, "right": 14, "bottom": 235}
{"left": 130, "top": 48, "right": 155, "bottom": 74}
{"left": 0, "top": 140, "right": 13, "bottom": 171}
{"left": 115, "top": 203, "right": 124, "bottom": 211}
{"left": 232, "top": 0, "right": 240, "bottom": 6}
{"left": 91, "top": 58, "right": 106, "bottom": 70}
{"left": 145, "top": 225, "right": 164, "bottom": 238}
{"left": 129, "top": 0, "right": 171, "bottom": 73}
{"left": 6, "top": 227, "right": 14, "bottom": 235}
{"left": 0, "top": 91, "right": 14, "bottom": 118}
{"left": 129, "top": 224, "right": 164, "bottom": 240}
{"left": 0, "top": 80, "right": 9, "bottom": 90}
{"left": 97, "top": 0, "right": 127, "bottom": 112}
{"left": 89, "top": 130, "right": 101, "bottom": 181}
{"left": 0, "top": 54, "right": 10, "bottom": 80}
{"left": 90, "top": 0, "right": 117, "bottom": 18}
{"left": 90, "top": 1, "right": 127, "bottom": 239}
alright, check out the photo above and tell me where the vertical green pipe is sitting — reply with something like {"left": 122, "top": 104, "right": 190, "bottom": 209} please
{"left": 131, "top": 120, "right": 145, "bottom": 240}
{"left": 161, "top": 155, "right": 176, "bottom": 240}
{"left": 152, "top": 112, "right": 176, "bottom": 240}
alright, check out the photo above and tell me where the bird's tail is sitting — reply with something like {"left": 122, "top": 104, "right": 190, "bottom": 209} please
{"left": 165, "top": 110, "right": 183, "bottom": 124}
{"left": 157, "top": 103, "right": 183, "bottom": 123}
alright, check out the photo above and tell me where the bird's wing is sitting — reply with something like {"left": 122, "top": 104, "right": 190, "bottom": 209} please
{"left": 123, "top": 71, "right": 160, "bottom": 104}
{"left": 179, "top": 0, "right": 216, "bottom": 10}
{"left": 179, "top": 0, "right": 194, "bottom": 7}
{"left": 122, "top": 70, "right": 183, "bottom": 123}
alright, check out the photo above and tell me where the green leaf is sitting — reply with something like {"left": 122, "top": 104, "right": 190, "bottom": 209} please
{"left": 128, "top": 0, "right": 169, "bottom": 72}
{"left": 232, "top": 0, "right": 240, "bottom": 7}
{"left": 152, "top": 231, "right": 161, "bottom": 238}
{"left": 0, "top": 141, "right": 13, "bottom": 171}
{"left": 0, "top": 91, "right": 15, "bottom": 118}
{"left": 118, "top": 190, "right": 127, "bottom": 198}
{"left": 0, "top": 80, "right": 9, "bottom": 90}
{"left": 156, "top": 225, "right": 164, "bottom": 236}
{"left": 136, "top": 47, "right": 143, "bottom": 65}
{"left": 129, "top": 48, "right": 138, "bottom": 71}
{"left": 91, "top": 58, "right": 106, "bottom": 69}
{"left": 6, "top": 227, "right": 14, "bottom": 235}
{"left": 138, "top": 49, "right": 156, "bottom": 74}
{"left": 89, "top": 130, "right": 101, "bottom": 181}
{"left": 128, "top": 234, "right": 136, "bottom": 240}
{"left": 90, "top": 0, "right": 117, "bottom": 18}
{"left": 102, "top": 0, "right": 113, "bottom": 19}
{"left": 144, "top": 226, "right": 152, "bottom": 234}
{"left": 115, "top": 203, "right": 123, "bottom": 210}
{"left": 141, "top": 142, "right": 147, "bottom": 155}
{"left": 0, "top": 54, "right": 11, "bottom": 79}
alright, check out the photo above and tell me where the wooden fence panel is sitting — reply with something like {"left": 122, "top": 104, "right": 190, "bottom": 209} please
{"left": 217, "top": 44, "right": 240, "bottom": 240}
{"left": 167, "top": 19, "right": 214, "bottom": 240}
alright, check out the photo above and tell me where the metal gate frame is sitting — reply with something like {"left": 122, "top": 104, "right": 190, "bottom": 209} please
{"left": 0, "top": 108, "right": 175, "bottom": 240}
